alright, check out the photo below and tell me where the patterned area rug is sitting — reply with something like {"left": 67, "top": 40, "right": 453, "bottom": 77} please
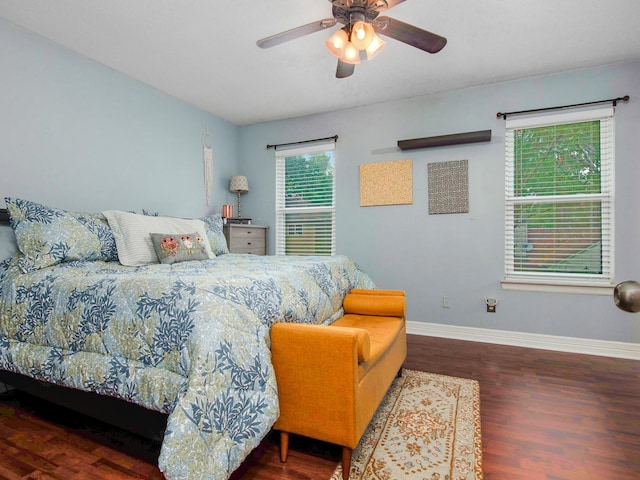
{"left": 330, "top": 369, "right": 483, "bottom": 480}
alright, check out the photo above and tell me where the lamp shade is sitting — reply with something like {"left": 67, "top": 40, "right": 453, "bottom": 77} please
{"left": 340, "top": 42, "right": 361, "bottom": 65}
{"left": 350, "top": 21, "right": 375, "bottom": 50}
{"left": 326, "top": 29, "right": 349, "bottom": 58}
{"left": 365, "top": 33, "right": 386, "bottom": 60}
{"left": 229, "top": 175, "right": 249, "bottom": 193}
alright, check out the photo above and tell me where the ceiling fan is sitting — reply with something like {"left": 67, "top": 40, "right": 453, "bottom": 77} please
{"left": 256, "top": 0, "right": 447, "bottom": 79}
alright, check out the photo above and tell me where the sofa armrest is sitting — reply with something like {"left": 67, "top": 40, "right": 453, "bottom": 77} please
{"left": 270, "top": 322, "right": 372, "bottom": 441}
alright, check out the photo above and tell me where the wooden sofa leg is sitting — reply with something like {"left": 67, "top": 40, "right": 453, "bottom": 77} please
{"left": 279, "top": 431, "right": 289, "bottom": 463}
{"left": 397, "top": 366, "right": 403, "bottom": 377}
{"left": 342, "top": 447, "right": 352, "bottom": 480}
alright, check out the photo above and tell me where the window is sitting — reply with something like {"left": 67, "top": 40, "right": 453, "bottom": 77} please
{"left": 503, "top": 107, "right": 615, "bottom": 294}
{"left": 275, "top": 142, "right": 335, "bottom": 255}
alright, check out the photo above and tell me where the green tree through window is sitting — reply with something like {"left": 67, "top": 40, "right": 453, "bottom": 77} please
{"left": 285, "top": 153, "right": 334, "bottom": 208}
{"left": 275, "top": 143, "right": 336, "bottom": 256}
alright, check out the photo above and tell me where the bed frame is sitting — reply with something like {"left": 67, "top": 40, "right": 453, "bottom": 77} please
{"left": 0, "top": 369, "right": 168, "bottom": 440}
{"left": 0, "top": 206, "right": 266, "bottom": 475}
{"left": 0, "top": 207, "right": 168, "bottom": 440}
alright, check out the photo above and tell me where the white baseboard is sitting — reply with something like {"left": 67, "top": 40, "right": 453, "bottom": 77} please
{"left": 407, "top": 321, "right": 640, "bottom": 360}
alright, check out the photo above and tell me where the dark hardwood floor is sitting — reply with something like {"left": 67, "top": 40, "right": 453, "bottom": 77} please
{"left": 0, "top": 334, "right": 639, "bottom": 479}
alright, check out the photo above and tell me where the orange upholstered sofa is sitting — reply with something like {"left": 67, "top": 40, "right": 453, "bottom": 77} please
{"left": 270, "top": 289, "right": 407, "bottom": 479}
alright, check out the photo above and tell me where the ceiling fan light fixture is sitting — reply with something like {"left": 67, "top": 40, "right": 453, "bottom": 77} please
{"left": 340, "top": 42, "right": 361, "bottom": 65}
{"left": 257, "top": 0, "right": 447, "bottom": 79}
{"left": 350, "top": 20, "right": 375, "bottom": 50}
{"left": 365, "top": 33, "right": 386, "bottom": 60}
{"left": 326, "top": 29, "right": 349, "bottom": 58}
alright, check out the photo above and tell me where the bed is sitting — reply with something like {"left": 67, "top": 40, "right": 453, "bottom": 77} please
{"left": 0, "top": 199, "right": 375, "bottom": 479}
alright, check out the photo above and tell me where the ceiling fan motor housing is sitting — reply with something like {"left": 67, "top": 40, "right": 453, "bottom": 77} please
{"left": 332, "top": 0, "right": 381, "bottom": 27}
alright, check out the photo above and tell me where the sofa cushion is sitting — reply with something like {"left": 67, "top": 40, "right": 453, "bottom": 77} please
{"left": 331, "top": 314, "right": 405, "bottom": 379}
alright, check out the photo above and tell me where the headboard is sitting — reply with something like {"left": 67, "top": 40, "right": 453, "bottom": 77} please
{"left": 0, "top": 209, "right": 9, "bottom": 225}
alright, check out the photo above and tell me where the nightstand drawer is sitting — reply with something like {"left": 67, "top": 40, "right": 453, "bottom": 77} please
{"left": 230, "top": 227, "right": 265, "bottom": 238}
{"left": 231, "top": 246, "right": 265, "bottom": 255}
{"left": 228, "top": 237, "right": 266, "bottom": 253}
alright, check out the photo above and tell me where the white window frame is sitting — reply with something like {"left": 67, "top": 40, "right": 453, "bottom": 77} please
{"left": 275, "top": 142, "right": 336, "bottom": 256}
{"left": 502, "top": 107, "right": 615, "bottom": 295}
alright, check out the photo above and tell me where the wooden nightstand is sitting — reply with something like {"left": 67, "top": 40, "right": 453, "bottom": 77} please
{"left": 223, "top": 224, "right": 268, "bottom": 255}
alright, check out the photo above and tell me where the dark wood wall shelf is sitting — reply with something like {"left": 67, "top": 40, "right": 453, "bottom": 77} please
{"left": 398, "top": 129, "right": 492, "bottom": 151}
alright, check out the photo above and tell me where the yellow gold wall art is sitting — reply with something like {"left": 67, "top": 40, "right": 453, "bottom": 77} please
{"left": 359, "top": 159, "right": 413, "bottom": 207}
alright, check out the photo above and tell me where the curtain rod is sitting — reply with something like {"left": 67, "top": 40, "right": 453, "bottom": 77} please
{"left": 266, "top": 135, "right": 338, "bottom": 150}
{"left": 496, "top": 95, "right": 629, "bottom": 120}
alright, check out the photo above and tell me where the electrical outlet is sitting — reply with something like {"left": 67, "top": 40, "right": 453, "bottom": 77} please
{"left": 485, "top": 297, "right": 498, "bottom": 313}
{"left": 442, "top": 296, "right": 450, "bottom": 308}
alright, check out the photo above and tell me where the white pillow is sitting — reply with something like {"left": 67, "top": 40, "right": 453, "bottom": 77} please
{"left": 103, "top": 210, "right": 214, "bottom": 266}
{"left": 0, "top": 224, "right": 18, "bottom": 261}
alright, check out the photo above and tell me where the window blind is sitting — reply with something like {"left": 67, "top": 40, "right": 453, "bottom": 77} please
{"left": 275, "top": 142, "right": 335, "bottom": 256}
{"left": 504, "top": 107, "right": 614, "bottom": 285}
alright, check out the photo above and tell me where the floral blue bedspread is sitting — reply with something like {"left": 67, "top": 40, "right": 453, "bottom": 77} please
{"left": 0, "top": 253, "right": 375, "bottom": 479}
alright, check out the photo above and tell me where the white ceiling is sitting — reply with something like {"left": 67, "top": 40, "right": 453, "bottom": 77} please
{"left": 1, "top": 0, "right": 639, "bottom": 126}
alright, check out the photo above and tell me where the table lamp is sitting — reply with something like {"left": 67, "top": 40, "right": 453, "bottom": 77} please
{"left": 229, "top": 175, "right": 249, "bottom": 218}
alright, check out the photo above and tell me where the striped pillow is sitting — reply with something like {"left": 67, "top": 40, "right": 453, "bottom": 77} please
{"left": 103, "top": 210, "right": 214, "bottom": 266}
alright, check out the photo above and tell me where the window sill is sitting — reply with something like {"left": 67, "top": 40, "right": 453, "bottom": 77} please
{"left": 501, "top": 278, "right": 615, "bottom": 295}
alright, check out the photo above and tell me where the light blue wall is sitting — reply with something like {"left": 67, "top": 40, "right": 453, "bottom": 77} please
{"left": 239, "top": 61, "right": 640, "bottom": 344}
{"left": 3, "top": 17, "right": 639, "bottom": 344}
{"left": 0, "top": 19, "right": 240, "bottom": 217}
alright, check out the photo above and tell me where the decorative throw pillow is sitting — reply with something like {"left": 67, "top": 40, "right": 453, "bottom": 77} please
{"left": 5, "top": 197, "right": 118, "bottom": 272}
{"left": 103, "top": 210, "right": 214, "bottom": 266}
{"left": 142, "top": 209, "right": 161, "bottom": 217}
{"left": 150, "top": 232, "right": 210, "bottom": 265}
{"left": 142, "top": 209, "right": 229, "bottom": 256}
{"left": 200, "top": 213, "right": 229, "bottom": 256}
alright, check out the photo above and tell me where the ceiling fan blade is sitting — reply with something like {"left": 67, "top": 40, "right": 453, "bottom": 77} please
{"left": 336, "top": 59, "right": 355, "bottom": 78}
{"left": 257, "top": 18, "right": 337, "bottom": 48}
{"left": 373, "top": 16, "right": 447, "bottom": 53}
